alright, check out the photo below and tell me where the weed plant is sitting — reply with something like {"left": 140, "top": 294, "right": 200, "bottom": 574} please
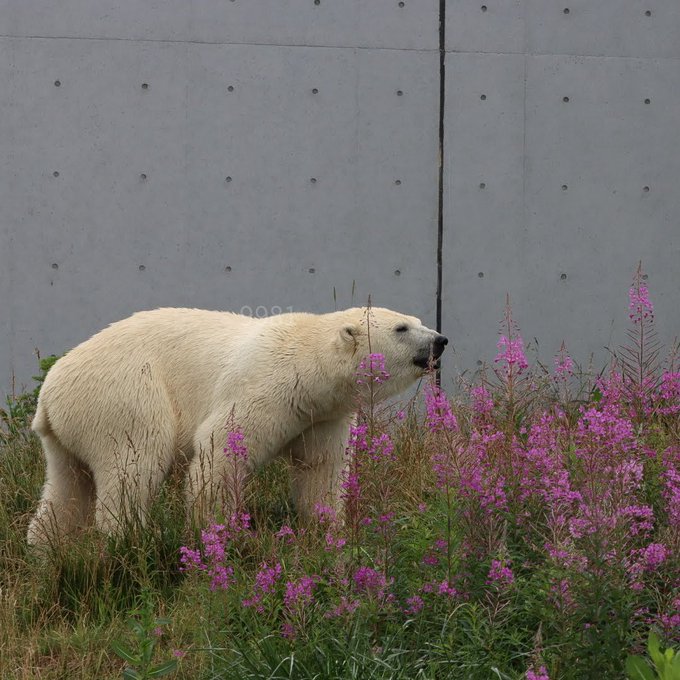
{"left": 0, "top": 267, "right": 678, "bottom": 679}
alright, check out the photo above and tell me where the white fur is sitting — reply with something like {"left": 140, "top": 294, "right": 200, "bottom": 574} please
{"left": 27, "top": 307, "right": 441, "bottom": 546}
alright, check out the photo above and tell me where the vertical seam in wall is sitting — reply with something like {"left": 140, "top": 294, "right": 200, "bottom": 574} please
{"left": 436, "top": 0, "right": 446, "bottom": 336}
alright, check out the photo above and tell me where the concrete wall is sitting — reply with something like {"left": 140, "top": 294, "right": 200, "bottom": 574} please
{"left": 1, "top": 1, "right": 679, "bottom": 395}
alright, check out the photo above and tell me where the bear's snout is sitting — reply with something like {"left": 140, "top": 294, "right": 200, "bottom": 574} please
{"left": 413, "top": 333, "right": 448, "bottom": 369}
{"left": 432, "top": 334, "right": 448, "bottom": 358}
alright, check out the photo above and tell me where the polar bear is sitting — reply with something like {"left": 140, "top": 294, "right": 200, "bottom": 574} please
{"left": 27, "top": 307, "right": 447, "bottom": 547}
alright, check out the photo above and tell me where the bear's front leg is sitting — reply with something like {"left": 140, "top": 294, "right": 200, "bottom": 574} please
{"left": 288, "top": 417, "right": 352, "bottom": 523}
{"left": 185, "top": 415, "right": 251, "bottom": 527}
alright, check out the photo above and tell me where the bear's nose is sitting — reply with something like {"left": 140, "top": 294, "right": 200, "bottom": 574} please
{"left": 432, "top": 334, "right": 448, "bottom": 358}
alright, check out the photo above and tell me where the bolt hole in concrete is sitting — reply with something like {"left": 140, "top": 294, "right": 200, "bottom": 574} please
{"left": 480, "top": 94, "right": 487, "bottom": 100}
{"left": 227, "top": 85, "right": 234, "bottom": 92}
{"left": 563, "top": 96, "right": 570, "bottom": 102}
{"left": 479, "top": 182, "right": 486, "bottom": 189}
{"left": 563, "top": 7, "right": 570, "bottom": 15}
{"left": 478, "top": 272, "right": 484, "bottom": 278}
{"left": 225, "top": 176, "right": 232, "bottom": 183}
{"left": 395, "top": 179, "right": 402, "bottom": 185}
{"left": 139, "top": 265, "right": 146, "bottom": 271}
{"left": 225, "top": 266, "right": 232, "bottom": 272}
{"left": 140, "top": 173, "right": 147, "bottom": 181}
{"left": 394, "top": 270, "right": 401, "bottom": 277}
{"left": 562, "top": 184, "right": 568, "bottom": 191}
{"left": 645, "top": 10, "right": 651, "bottom": 16}
{"left": 561, "top": 273, "right": 567, "bottom": 280}
{"left": 308, "top": 268, "right": 316, "bottom": 274}
{"left": 53, "top": 171, "right": 60, "bottom": 178}
{"left": 644, "top": 98, "right": 651, "bottom": 104}
{"left": 141, "top": 83, "right": 149, "bottom": 90}
{"left": 398, "top": 1, "right": 405, "bottom": 6}
{"left": 54, "top": 80, "right": 61, "bottom": 87}
{"left": 481, "top": 5, "right": 487, "bottom": 12}
{"left": 51, "top": 263, "right": 59, "bottom": 270}
{"left": 310, "top": 178, "right": 317, "bottom": 184}
{"left": 643, "top": 186, "right": 650, "bottom": 193}
{"left": 397, "top": 90, "right": 404, "bottom": 96}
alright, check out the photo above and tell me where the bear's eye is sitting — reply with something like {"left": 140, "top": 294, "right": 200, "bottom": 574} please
{"left": 395, "top": 324, "right": 409, "bottom": 333}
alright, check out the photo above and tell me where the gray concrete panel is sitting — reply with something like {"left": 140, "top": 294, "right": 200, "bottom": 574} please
{"left": 442, "top": 47, "right": 680, "bottom": 381}
{"left": 442, "top": 52, "right": 527, "bottom": 380}
{"left": 526, "top": 0, "right": 680, "bottom": 59}
{"left": 447, "top": 1, "right": 680, "bottom": 58}
{"left": 1, "top": 35, "right": 439, "bottom": 392}
{"left": 0, "top": 1, "right": 439, "bottom": 50}
{"left": 446, "top": 0, "right": 525, "bottom": 55}
{"left": 523, "top": 55, "right": 680, "bottom": 361}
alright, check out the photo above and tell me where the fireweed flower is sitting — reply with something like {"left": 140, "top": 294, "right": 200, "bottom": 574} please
{"left": 325, "top": 597, "right": 361, "bottom": 619}
{"left": 224, "top": 427, "right": 248, "bottom": 460}
{"left": 180, "top": 513, "right": 251, "bottom": 591}
{"left": 526, "top": 666, "right": 550, "bottom": 680}
{"left": 424, "top": 384, "right": 459, "bottom": 432}
{"left": 553, "top": 346, "right": 574, "bottom": 381}
{"left": 404, "top": 595, "right": 424, "bottom": 615}
{"left": 656, "top": 372, "right": 680, "bottom": 416}
{"left": 495, "top": 335, "right": 528, "bottom": 375}
{"left": 275, "top": 525, "right": 297, "bottom": 544}
{"left": 661, "top": 449, "right": 680, "bottom": 529}
{"left": 242, "top": 562, "right": 283, "bottom": 611}
{"left": 353, "top": 566, "right": 392, "bottom": 601}
{"left": 283, "top": 575, "right": 317, "bottom": 611}
{"left": 487, "top": 559, "right": 514, "bottom": 588}
{"left": 470, "top": 384, "right": 494, "bottom": 418}
{"left": 629, "top": 281, "right": 654, "bottom": 323}
{"left": 357, "top": 353, "right": 390, "bottom": 385}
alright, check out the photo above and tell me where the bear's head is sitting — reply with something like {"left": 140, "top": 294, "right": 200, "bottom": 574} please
{"left": 336, "top": 307, "right": 448, "bottom": 399}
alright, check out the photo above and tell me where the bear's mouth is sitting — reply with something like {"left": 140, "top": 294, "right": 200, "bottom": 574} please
{"left": 413, "top": 356, "right": 441, "bottom": 371}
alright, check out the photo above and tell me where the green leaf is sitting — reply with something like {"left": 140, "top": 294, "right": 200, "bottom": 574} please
{"left": 154, "top": 617, "right": 172, "bottom": 627}
{"left": 625, "top": 655, "right": 656, "bottom": 680}
{"left": 127, "top": 618, "right": 145, "bottom": 637}
{"left": 649, "top": 631, "right": 666, "bottom": 670}
{"left": 111, "top": 641, "right": 139, "bottom": 665}
{"left": 123, "top": 668, "right": 142, "bottom": 680}
{"left": 147, "top": 659, "right": 178, "bottom": 677}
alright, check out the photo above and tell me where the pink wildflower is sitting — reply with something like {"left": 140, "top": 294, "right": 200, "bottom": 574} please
{"left": 242, "top": 562, "right": 283, "bottom": 611}
{"left": 275, "top": 525, "right": 297, "bottom": 544}
{"left": 425, "top": 384, "right": 459, "bottom": 432}
{"left": 629, "top": 281, "right": 654, "bottom": 324}
{"left": 224, "top": 428, "right": 248, "bottom": 460}
{"left": 325, "top": 597, "right": 361, "bottom": 619}
{"left": 554, "top": 345, "right": 574, "bottom": 380}
{"left": 284, "top": 575, "right": 317, "bottom": 611}
{"left": 526, "top": 666, "right": 550, "bottom": 680}
{"left": 495, "top": 335, "right": 528, "bottom": 375}
{"left": 487, "top": 559, "right": 514, "bottom": 587}
{"left": 353, "top": 566, "right": 392, "bottom": 600}
{"left": 357, "top": 353, "right": 390, "bottom": 385}
{"left": 404, "top": 595, "right": 424, "bottom": 615}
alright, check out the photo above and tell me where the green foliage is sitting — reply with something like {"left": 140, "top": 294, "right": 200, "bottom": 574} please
{"left": 0, "top": 354, "right": 59, "bottom": 443}
{"left": 626, "top": 631, "right": 680, "bottom": 680}
{"left": 111, "top": 592, "right": 178, "bottom": 680}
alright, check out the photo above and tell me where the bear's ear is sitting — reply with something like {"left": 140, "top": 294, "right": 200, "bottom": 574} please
{"left": 339, "top": 324, "right": 359, "bottom": 347}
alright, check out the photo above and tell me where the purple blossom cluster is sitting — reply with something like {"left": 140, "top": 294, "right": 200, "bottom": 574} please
{"left": 356, "top": 353, "right": 391, "bottom": 385}
{"left": 177, "top": 268, "right": 679, "bottom": 671}
{"left": 179, "top": 511, "right": 251, "bottom": 592}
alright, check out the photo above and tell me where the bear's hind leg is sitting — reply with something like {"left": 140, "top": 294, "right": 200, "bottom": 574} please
{"left": 288, "top": 417, "right": 352, "bottom": 523}
{"left": 93, "top": 434, "right": 175, "bottom": 535}
{"left": 27, "top": 433, "right": 95, "bottom": 548}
